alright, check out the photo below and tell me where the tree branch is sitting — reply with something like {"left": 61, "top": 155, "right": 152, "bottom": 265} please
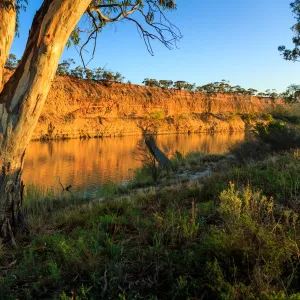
{"left": 76, "top": 0, "right": 181, "bottom": 65}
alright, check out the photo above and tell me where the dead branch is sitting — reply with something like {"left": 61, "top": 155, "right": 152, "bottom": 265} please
{"left": 58, "top": 177, "right": 72, "bottom": 193}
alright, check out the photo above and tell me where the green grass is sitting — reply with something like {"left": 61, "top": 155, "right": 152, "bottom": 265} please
{"left": 1, "top": 157, "right": 300, "bottom": 299}
{"left": 2, "top": 138, "right": 300, "bottom": 299}
{"left": 128, "top": 151, "right": 226, "bottom": 189}
{"left": 202, "top": 152, "right": 300, "bottom": 207}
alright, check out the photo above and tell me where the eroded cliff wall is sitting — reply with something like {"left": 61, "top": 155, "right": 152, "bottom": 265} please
{"left": 4, "top": 70, "right": 281, "bottom": 140}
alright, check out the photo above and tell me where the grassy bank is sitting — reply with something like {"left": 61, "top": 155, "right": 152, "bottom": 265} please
{"left": 1, "top": 115, "right": 300, "bottom": 299}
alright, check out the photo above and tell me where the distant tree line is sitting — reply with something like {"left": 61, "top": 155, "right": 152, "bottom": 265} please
{"left": 5, "top": 54, "right": 125, "bottom": 83}
{"left": 143, "top": 78, "right": 281, "bottom": 98}
{"left": 6, "top": 54, "right": 299, "bottom": 101}
{"left": 56, "top": 59, "right": 125, "bottom": 82}
{"left": 143, "top": 78, "right": 195, "bottom": 91}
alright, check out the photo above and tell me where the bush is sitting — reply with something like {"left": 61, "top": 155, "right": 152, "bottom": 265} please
{"left": 229, "top": 138, "right": 270, "bottom": 163}
{"left": 202, "top": 185, "right": 300, "bottom": 299}
{"left": 272, "top": 112, "right": 300, "bottom": 125}
{"left": 2, "top": 179, "right": 300, "bottom": 299}
{"left": 218, "top": 182, "right": 242, "bottom": 221}
{"left": 150, "top": 110, "right": 165, "bottom": 120}
{"left": 255, "top": 121, "right": 300, "bottom": 151}
{"left": 241, "top": 113, "right": 258, "bottom": 123}
{"left": 263, "top": 113, "right": 274, "bottom": 122}
{"left": 201, "top": 153, "right": 300, "bottom": 208}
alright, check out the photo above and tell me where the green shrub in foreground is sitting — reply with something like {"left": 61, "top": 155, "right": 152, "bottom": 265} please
{"left": 202, "top": 153, "right": 300, "bottom": 208}
{"left": 1, "top": 179, "right": 300, "bottom": 299}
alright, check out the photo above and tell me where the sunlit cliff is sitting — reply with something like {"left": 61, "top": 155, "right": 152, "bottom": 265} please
{"left": 4, "top": 69, "right": 282, "bottom": 140}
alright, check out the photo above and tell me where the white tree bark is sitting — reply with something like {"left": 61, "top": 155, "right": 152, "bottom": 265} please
{"left": 0, "top": 0, "right": 91, "bottom": 241}
{"left": 0, "top": 1, "right": 16, "bottom": 91}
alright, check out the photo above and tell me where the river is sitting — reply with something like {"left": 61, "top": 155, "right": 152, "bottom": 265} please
{"left": 23, "top": 132, "right": 245, "bottom": 193}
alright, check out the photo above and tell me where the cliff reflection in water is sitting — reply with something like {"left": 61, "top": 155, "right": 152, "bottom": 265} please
{"left": 23, "top": 132, "right": 244, "bottom": 192}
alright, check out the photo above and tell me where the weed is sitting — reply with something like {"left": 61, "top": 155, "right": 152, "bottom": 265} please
{"left": 2, "top": 148, "right": 300, "bottom": 299}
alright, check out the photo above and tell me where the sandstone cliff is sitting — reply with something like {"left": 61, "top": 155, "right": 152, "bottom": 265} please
{"left": 4, "top": 69, "right": 281, "bottom": 140}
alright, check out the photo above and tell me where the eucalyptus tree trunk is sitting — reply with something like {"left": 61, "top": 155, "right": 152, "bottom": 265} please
{"left": 0, "top": 1, "right": 16, "bottom": 91}
{"left": 0, "top": 0, "right": 91, "bottom": 243}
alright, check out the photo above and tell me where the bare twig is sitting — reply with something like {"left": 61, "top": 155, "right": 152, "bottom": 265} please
{"left": 58, "top": 177, "right": 72, "bottom": 193}
{"left": 101, "top": 269, "right": 108, "bottom": 297}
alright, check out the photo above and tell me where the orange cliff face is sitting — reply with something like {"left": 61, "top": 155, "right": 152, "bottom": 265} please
{"left": 3, "top": 69, "right": 283, "bottom": 140}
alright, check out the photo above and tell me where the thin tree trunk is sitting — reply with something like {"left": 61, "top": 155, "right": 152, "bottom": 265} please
{"left": 0, "top": 0, "right": 91, "bottom": 242}
{"left": 0, "top": 1, "right": 16, "bottom": 91}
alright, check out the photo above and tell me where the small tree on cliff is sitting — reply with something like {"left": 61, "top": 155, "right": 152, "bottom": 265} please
{"left": 4, "top": 53, "right": 19, "bottom": 69}
{"left": 173, "top": 80, "right": 186, "bottom": 90}
{"left": 159, "top": 80, "right": 173, "bottom": 89}
{"left": 281, "top": 84, "right": 300, "bottom": 102}
{"left": 56, "top": 58, "right": 75, "bottom": 75}
{"left": 0, "top": 0, "right": 181, "bottom": 243}
{"left": 70, "top": 65, "right": 85, "bottom": 79}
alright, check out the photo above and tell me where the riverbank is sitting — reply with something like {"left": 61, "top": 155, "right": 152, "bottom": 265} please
{"left": 2, "top": 148, "right": 300, "bottom": 298}
{"left": 2, "top": 115, "right": 300, "bottom": 299}
{"left": 4, "top": 69, "right": 282, "bottom": 141}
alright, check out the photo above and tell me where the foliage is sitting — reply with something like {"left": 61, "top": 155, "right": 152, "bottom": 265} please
{"left": 254, "top": 121, "right": 300, "bottom": 151}
{"left": 4, "top": 53, "right": 19, "bottom": 69}
{"left": 263, "top": 89, "right": 279, "bottom": 99}
{"left": 56, "top": 59, "right": 75, "bottom": 76}
{"left": 280, "top": 84, "right": 300, "bottom": 103}
{"left": 141, "top": 78, "right": 279, "bottom": 98}
{"left": 158, "top": 79, "right": 173, "bottom": 89}
{"left": 56, "top": 60, "right": 126, "bottom": 83}
{"left": 279, "top": 0, "right": 300, "bottom": 61}
{"left": 68, "top": 0, "right": 181, "bottom": 64}
{"left": 150, "top": 110, "right": 164, "bottom": 120}
{"left": 184, "top": 82, "right": 196, "bottom": 92}
{"left": 3, "top": 148, "right": 300, "bottom": 298}
{"left": 173, "top": 80, "right": 186, "bottom": 90}
{"left": 202, "top": 152, "right": 300, "bottom": 207}
{"left": 1, "top": 0, "right": 28, "bottom": 34}
{"left": 269, "top": 103, "right": 300, "bottom": 120}
{"left": 143, "top": 78, "right": 159, "bottom": 87}
{"left": 218, "top": 182, "right": 242, "bottom": 220}
{"left": 2, "top": 173, "right": 300, "bottom": 299}
{"left": 70, "top": 65, "right": 85, "bottom": 79}
{"left": 229, "top": 138, "right": 270, "bottom": 163}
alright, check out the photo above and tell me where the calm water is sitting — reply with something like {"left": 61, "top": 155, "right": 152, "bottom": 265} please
{"left": 23, "top": 133, "right": 245, "bottom": 192}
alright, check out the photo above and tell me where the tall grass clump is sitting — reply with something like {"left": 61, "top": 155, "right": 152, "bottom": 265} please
{"left": 22, "top": 184, "right": 56, "bottom": 216}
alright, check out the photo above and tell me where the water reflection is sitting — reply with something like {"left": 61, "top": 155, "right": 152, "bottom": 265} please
{"left": 23, "top": 132, "right": 244, "bottom": 192}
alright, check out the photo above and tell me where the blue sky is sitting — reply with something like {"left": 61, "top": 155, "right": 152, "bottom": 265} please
{"left": 10, "top": 0, "right": 299, "bottom": 92}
